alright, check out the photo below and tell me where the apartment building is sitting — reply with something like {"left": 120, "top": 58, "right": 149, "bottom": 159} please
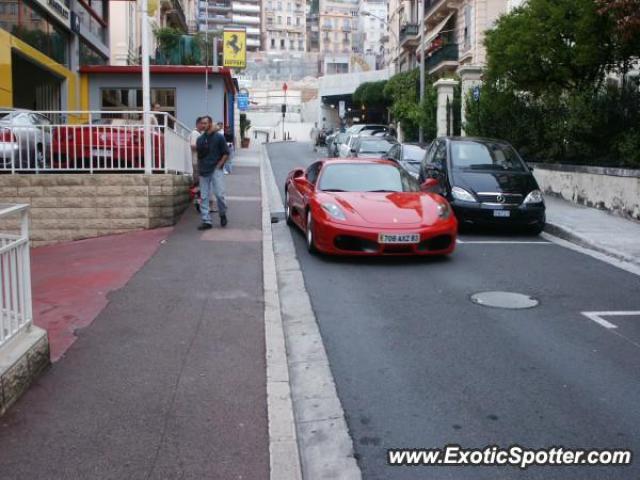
{"left": 199, "top": 0, "right": 261, "bottom": 50}
{"left": 388, "top": 0, "right": 510, "bottom": 75}
{"left": 318, "top": 0, "right": 358, "bottom": 73}
{"left": 356, "top": 0, "right": 386, "bottom": 56}
{"left": 0, "top": 0, "right": 110, "bottom": 110}
{"left": 262, "top": 0, "right": 306, "bottom": 52}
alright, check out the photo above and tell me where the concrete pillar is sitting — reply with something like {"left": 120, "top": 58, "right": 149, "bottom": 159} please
{"left": 457, "top": 64, "right": 483, "bottom": 136}
{"left": 434, "top": 78, "right": 458, "bottom": 137}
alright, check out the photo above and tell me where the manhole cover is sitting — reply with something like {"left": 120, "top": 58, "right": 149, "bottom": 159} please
{"left": 470, "top": 291, "right": 539, "bottom": 309}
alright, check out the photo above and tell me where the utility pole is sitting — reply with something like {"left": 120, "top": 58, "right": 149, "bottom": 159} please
{"left": 140, "top": 0, "right": 152, "bottom": 174}
{"left": 205, "top": 2, "right": 209, "bottom": 112}
{"left": 418, "top": 0, "right": 425, "bottom": 144}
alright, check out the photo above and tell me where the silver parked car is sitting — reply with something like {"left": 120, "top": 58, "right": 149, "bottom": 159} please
{"left": 0, "top": 109, "right": 52, "bottom": 169}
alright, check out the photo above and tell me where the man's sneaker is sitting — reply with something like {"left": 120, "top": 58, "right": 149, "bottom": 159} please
{"left": 197, "top": 223, "right": 213, "bottom": 231}
{"left": 220, "top": 214, "right": 228, "bottom": 227}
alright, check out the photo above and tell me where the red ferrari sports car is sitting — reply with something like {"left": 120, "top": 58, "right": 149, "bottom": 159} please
{"left": 284, "top": 159, "right": 457, "bottom": 256}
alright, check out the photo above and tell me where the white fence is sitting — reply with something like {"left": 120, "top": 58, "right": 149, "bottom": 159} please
{"left": 0, "top": 110, "right": 193, "bottom": 174}
{"left": 0, "top": 204, "right": 32, "bottom": 349}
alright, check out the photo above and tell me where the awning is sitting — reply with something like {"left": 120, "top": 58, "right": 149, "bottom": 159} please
{"left": 424, "top": 11, "right": 455, "bottom": 46}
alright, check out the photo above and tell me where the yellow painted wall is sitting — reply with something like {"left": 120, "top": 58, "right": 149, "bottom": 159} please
{"left": 0, "top": 29, "right": 79, "bottom": 112}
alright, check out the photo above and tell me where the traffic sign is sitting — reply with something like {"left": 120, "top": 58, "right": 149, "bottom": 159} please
{"left": 237, "top": 92, "right": 249, "bottom": 111}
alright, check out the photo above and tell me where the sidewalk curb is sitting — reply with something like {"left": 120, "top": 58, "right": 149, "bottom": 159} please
{"left": 544, "top": 221, "right": 640, "bottom": 268}
{"left": 261, "top": 144, "right": 362, "bottom": 480}
{"left": 261, "top": 147, "right": 303, "bottom": 480}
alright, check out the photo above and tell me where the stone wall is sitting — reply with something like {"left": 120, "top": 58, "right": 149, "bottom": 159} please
{"left": 0, "top": 174, "right": 191, "bottom": 246}
{"left": 532, "top": 163, "right": 640, "bottom": 221}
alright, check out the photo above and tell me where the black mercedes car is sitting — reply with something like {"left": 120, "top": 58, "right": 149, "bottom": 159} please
{"left": 418, "top": 137, "right": 546, "bottom": 233}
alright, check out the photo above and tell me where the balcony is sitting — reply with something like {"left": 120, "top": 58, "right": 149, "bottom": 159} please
{"left": 154, "top": 35, "right": 204, "bottom": 65}
{"left": 426, "top": 43, "right": 458, "bottom": 74}
{"left": 163, "top": 0, "right": 188, "bottom": 31}
{"left": 399, "top": 23, "right": 419, "bottom": 48}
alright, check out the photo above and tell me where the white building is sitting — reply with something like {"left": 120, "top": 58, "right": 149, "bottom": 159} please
{"left": 110, "top": 0, "right": 197, "bottom": 65}
{"left": 356, "top": 0, "right": 387, "bottom": 61}
{"left": 198, "top": 0, "right": 261, "bottom": 50}
{"left": 262, "top": 0, "right": 307, "bottom": 52}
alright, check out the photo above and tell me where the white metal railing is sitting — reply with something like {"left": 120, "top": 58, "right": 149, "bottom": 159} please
{"left": 0, "top": 110, "right": 192, "bottom": 174}
{"left": 0, "top": 204, "right": 32, "bottom": 349}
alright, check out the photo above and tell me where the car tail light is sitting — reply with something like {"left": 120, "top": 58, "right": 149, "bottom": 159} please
{"left": 0, "top": 127, "right": 15, "bottom": 142}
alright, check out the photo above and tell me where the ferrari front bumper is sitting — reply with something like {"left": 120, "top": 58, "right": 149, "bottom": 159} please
{"left": 312, "top": 217, "right": 458, "bottom": 256}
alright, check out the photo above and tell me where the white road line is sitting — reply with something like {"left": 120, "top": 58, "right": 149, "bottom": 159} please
{"left": 542, "top": 232, "right": 640, "bottom": 277}
{"left": 457, "top": 239, "right": 552, "bottom": 245}
{"left": 582, "top": 311, "right": 640, "bottom": 329}
{"left": 581, "top": 311, "right": 640, "bottom": 350}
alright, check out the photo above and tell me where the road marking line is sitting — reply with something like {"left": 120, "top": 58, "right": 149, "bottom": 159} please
{"left": 457, "top": 239, "right": 552, "bottom": 245}
{"left": 542, "top": 232, "right": 640, "bottom": 277}
{"left": 582, "top": 311, "right": 640, "bottom": 329}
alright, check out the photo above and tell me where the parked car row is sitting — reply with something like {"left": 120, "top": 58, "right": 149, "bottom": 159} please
{"left": 292, "top": 134, "right": 546, "bottom": 256}
{"left": 0, "top": 108, "right": 167, "bottom": 170}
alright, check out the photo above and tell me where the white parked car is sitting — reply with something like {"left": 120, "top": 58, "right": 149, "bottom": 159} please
{"left": 0, "top": 109, "right": 51, "bottom": 169}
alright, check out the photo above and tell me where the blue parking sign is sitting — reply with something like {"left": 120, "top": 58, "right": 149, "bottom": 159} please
{"left": 238, "top": 93, "right": 249, "bottom": 111}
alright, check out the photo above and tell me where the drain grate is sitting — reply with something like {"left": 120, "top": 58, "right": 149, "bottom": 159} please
{"left": 470, "top": 291, "right": 539, "bottom": 309}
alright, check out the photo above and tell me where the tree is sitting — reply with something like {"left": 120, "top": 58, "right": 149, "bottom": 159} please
{"left": 485, "top": 0, "right": 615, "bottom": 95}
{"left": 597, "top": 0, "right": 640, "bottom": 86}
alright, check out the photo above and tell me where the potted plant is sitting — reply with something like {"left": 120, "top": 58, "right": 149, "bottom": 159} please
{"left": 240, "top": 113, "right": 251, "bottom": 148}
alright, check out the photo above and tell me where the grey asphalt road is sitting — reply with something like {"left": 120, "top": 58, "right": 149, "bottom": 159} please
{"left": 267, "top": 142, "right": 640, "bottom": 480}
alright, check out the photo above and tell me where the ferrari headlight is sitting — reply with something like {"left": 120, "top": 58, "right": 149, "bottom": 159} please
{"left": 451, "top": 186, "right": 477, "bottom": 203}
{"left": 437, "top": 202, "right": 451, "bottom": 219}
{"left": 523, "top": 189, "right": 544, "bottom": 205}
{"left": 321, "top": 202, "right": 346, "bottom": 220}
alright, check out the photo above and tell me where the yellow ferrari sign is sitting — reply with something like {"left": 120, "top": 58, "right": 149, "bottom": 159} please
{"left": 223, "top": 28, "right": 247, "bottom": 69}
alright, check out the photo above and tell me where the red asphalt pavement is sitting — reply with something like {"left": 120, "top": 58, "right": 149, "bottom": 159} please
{"left": 32, "top": 227, "right": 173, "bottom": 361}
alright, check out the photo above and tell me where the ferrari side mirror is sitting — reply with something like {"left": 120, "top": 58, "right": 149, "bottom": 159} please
{"left": 421, "top": 178, "right": 439, "bottom": 192}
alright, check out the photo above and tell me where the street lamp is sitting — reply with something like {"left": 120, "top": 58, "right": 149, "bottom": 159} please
{"left": 140, "top": 0, "right": 152, "bottom": 174}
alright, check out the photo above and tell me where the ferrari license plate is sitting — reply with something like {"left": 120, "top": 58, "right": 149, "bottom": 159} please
{"left": 493, "top": 210, "right": 510, "bottom": 217}
{"left": 378, "top": 233, "right": 420, "bottom": 244}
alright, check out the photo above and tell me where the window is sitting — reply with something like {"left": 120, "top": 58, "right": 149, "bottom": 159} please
{"left": 271, "top": 38, "right": 275, "bottom": 47}
{"left": 298, "top": 39, "right": 303, "bottom": 50}
{"left": 280, "top": 38, "right": 285, "bottom": 47}
{"left": 267, "top": 17, "right": 273, "bottom": 25}
{"left": 287, "top": 16, "right": 291, "bottom": 25}
{"left": 290, "top": 39, "right": 294, "bottom": 49}
{"left": 5, "top": 0, "right": 70, "bottom": 66}
{"left": 101, "top": 88, "right": 176, "bottom": 118}
{"left": 277, "top": 1, "right": 282, "bottom": 8}
{"left": 463, "top": 5, "right": 474, "bottom": 49}
{"left": 306, "top": 162, "right": 322, "bottom": 184}
{"left": 296, "top": 16, "right": 300, "bottom": 25}
{"left": 431, "top": 141, "right": 447, "bottom": 169}
{"left": 277, "top": 15, "right": 282, "bottom": 24}
{"left": 80, "top": 40, "right": 107, "bottom": 65}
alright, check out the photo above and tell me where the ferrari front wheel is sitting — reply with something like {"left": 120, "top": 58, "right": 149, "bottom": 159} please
{"left": 306, "top": 210, "right": 318, "bottom": 254}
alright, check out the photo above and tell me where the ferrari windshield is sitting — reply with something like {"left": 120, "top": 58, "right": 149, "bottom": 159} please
{"left": 451, "top": 141, "right": 527, "bottom": 172}
{"left": 318, "top": 163, "right": 420, "bottom": 192}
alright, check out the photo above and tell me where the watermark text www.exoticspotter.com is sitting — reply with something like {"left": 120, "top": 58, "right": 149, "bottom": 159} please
{"left": 387, "top": 445, "right": 633, "bottom": 470}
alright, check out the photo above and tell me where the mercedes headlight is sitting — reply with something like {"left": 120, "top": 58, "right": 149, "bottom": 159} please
{"left": 523, "top": 189, "right": 544, "bottom": 205}
{"left": 321, "top": 202, "right": 346, "bottom": 220}
{"left": 451, "top": 186, "right": 477, "bottom": 203}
